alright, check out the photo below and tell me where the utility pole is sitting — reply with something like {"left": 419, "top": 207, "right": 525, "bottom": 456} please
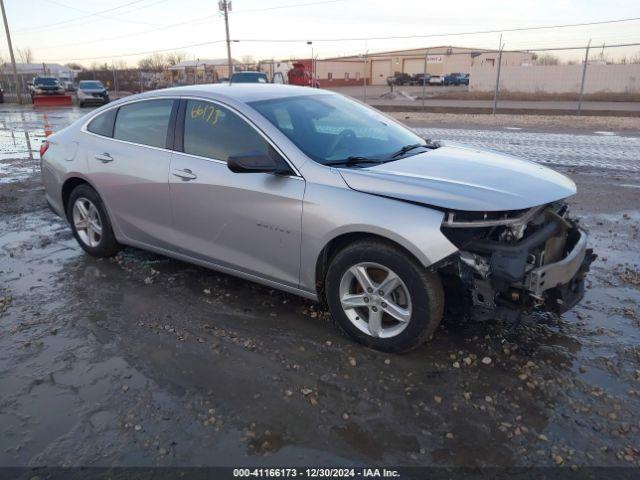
{"left": 0, "top": 0, "right": 22, "bottom": 104}
{"left": 307, "top": 41, "right": 314, "bottom": 87}
{"left": 492, "top": 40, "right": 504, "bottom": 115}
{"left": 220, "top": 1, "right": 233, "bottom": 78}
{"left": 578, "top": 39, "right": 592, "bottom": 116}
{"left": 363, "top": 50, "right": 368, "bottom": 103}
{"left": 422, "top": 49, "right": 428, "bottom": 111}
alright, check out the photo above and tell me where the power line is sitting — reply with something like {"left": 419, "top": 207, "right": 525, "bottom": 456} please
{"left": 14, "top": 0, "right": 149, "bottom": 33}
{"left": 234, "top": 0, "right": 345, "bottom": 13}
{"left": 36, "top": 14, "right": 219, "bottom": 51}
{"left": 48, "top": 39, "right": 227, "bottom": 63}
{"left": 43, "top": 0, "right": 168, "bottom": 27}
{"left": 45, "top": 39, "right": 640, "bottom": 65}
{"left": 233, "top": 15, "right": 640, "bottom": 43}
{"left": 26, "top": 0, "right": 344, "bottom": 51}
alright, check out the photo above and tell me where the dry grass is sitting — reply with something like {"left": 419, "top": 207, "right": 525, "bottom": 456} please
{"left": 390, "top": 112, "right": 640, "bottom": 132}
{"left": 426, "top": 91, "right": 640, "bottom": 102}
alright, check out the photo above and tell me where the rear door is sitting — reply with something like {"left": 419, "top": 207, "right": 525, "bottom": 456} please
{"left": 86, "top": 98, "right": 178, "bottom": 250}
{"left": 169, "top": 99, "right": 305, "bottom": 288}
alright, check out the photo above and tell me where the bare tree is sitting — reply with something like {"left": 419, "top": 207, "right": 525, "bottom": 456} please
{"left": 534, "top": 53, "right": 560, "bottom": 66}
{"left": 18, "top": 47, "right": 33, "bottom": 63}
{"left": 241, "top": 55, "right": 256, "bottom": 69}
{"left": 112, "top": 59, "right": 128, "bottom": 70}
{"left": 165, "top": 51, "right": 187, "bottom": 67}
{"left": 138, "top": 53, "right": 167, "bottom": 72}
{"left": 630, "top": 51, "right": 640, "bottom": 64}
{"left": 65, "top": 62, "right": 83, "bottom": 71}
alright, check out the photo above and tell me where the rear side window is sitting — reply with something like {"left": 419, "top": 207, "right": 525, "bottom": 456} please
{"left": 183, "top": 100, "right": 270, "bottom": 161}
{"left": 114, "top": 99, "right": 174, "bottom": 148}
{"left": 87, "top": 108, "right": 117, "bottom": 137}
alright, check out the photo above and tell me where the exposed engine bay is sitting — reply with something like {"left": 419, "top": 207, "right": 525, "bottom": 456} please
{"left": 439, "top": 202, "right": 597, "bottom": 315}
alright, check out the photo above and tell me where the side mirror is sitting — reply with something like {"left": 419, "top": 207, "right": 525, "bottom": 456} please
{"left": 228, "top": 152, "right": 290, "bottom": 175}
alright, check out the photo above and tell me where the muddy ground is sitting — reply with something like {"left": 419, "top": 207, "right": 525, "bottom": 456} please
{"left": 1, "top": 106, "right": 640, "bottom": 469}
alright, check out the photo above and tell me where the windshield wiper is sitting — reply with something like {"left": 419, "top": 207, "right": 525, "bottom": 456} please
{"left": 389, "top": 143, "right": 429, "bottom": 159}
{"left": 324, "top": 156, "right": 383, "bottom": 167}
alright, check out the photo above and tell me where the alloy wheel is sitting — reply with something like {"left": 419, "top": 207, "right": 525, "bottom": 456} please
{"left": 72, "top": 197, "right": 102, "bottom": 248}
{"left": 338, "top": 262, "right": 412, "bottom": 338}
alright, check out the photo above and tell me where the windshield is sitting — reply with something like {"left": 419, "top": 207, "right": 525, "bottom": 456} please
{"left": 79, "top": 81, "right": 104, "bottom": 89}
{"left": 35, "top": 77, "right": 58, "bottom": 86}
{"left": 249, "top": 94, "right": 424, "bottom": 165}
{"left": 232, "top": 73, "right": 267, "bottom": 83}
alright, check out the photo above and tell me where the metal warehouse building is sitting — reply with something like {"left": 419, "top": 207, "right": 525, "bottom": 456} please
{"left": 315, "top": 46, "right": 535, "bottom": 86}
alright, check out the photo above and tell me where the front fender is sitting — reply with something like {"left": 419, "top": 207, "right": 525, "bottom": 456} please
{"left": 300, "top": 182, "right": 458, "bottom": 293}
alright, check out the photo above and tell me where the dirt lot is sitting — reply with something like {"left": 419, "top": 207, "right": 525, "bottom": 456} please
{"left": 1, "top": 106, "right": 640, "bottom": 469}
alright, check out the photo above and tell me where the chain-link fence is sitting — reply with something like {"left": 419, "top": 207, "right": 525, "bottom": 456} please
{"left": 2, "top": 43, "right": 639, "bottom": 114}
{"left": 299, "top": 42, "right": 640, "bottom": 115}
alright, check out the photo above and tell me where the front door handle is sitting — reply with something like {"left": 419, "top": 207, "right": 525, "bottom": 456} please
{"left": 172, "top": 168, "right": 197, "bottom": 180}
{"left": 95, "top": 152, "right": 113, "bottom": 163}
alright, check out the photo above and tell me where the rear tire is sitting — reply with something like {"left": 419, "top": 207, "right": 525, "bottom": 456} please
{"left": 67, "top": 184, "right": 122, "bottom": 258}
{"left": 325, "top": 239, "right": 444, "bottom": 353}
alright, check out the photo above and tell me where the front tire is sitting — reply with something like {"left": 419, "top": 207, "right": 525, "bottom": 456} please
{"left": 325, "top": 239, "right": 444, "bottom": 353}
{"left": 67, "top": 184, "right": 122, "bottom": 257}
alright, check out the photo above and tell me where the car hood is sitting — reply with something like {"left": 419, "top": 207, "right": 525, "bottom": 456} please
{"left": 337, "top": 144, "right": 576, "bottom": 211}
{"left": 79, "top": 88, "right": 106, "bottom": 93}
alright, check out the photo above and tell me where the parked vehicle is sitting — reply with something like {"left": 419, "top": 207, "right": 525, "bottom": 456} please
{"left": 63, "top": 81, "right": 77, "bottom": 92}
{"left": 412, "top": 73, "right": 431, "bottom": 85}
{"left": 386, "top": 73, "right": 413, "bottom": 86}
{"left": 0, "top": 84, "right": 3, "bottom": 103}
{"left": 272, "top": 72, "right": 285, "bottom": 84}
{"left": 29, "top": 77, "right": 65, "bottom": 101}
{"left": 41, "top": 85, "right": 594, "bottom": 353}
{"left": 230, "top": 71, "right": 268, "bottom": 84}
{"left": 428, "top": 75, "right": 444, "bottom": 85}
{"left": 76, "top": 80, "right": 110, "bottom": 107}
{"left": 443, "top": 73, "right": 469, "bottom": 86}
{"left": 287, "top": 62, "right": 318, "bottom": 87}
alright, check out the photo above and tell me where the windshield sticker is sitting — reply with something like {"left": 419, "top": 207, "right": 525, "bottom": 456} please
{"left": 191, "top": 103, "right": 222, "bottom": 127}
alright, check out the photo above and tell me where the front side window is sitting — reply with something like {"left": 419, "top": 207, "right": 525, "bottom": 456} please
{"left": 183, "top": 100, "right": 270, "bottom": 161}
{"left": 87, "top": 108, "right": 117, "bottom": 137}
{"left": 113, "top": 99, "right": 174, "bottom": 148}
{"left": 250, "top": 94, "right": 423, "bottom": 165}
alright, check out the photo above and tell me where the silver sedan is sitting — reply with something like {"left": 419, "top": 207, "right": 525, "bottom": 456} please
{"left": 40, "top": 84, "right": 594, "bottom": 352}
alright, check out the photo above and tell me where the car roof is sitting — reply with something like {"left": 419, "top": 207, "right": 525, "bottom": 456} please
{"left": 137, "top": 83, "right": 332, "bottom": 103}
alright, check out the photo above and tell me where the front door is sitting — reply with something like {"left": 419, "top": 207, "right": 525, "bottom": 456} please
{"left": 169, "top": 99, "right": 305, "bottom": 288}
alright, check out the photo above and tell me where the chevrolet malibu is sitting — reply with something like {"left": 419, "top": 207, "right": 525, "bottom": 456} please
{"left": 40, "top": 85, "right": 595, "bottom": 353}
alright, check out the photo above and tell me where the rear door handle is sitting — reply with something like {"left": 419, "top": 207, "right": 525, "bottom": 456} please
{"left": 172, "top": 168, "right": 197, "bottom": 180}
{"left": 95, "top": 152, "right": 113, "bottom": 163}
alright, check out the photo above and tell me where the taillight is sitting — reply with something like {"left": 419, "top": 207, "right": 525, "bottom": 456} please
{"left": 39, "top": 140, "right": 50, "bottom": 158}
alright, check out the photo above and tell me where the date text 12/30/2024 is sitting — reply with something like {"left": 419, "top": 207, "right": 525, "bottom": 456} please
{"left": 233, "top": 468, "right": 401, "bottom": 478}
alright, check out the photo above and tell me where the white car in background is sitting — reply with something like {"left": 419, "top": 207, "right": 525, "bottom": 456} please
{"left": 428, "top": 75, "right": 444, "bottom": 85}
{"left": 76, "top": 80, "right": 110, "bottom": 107}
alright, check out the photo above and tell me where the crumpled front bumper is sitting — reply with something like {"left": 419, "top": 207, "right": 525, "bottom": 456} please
{"left": 525, "top": 229, "right": 596, "bottom": 312}
{"left": 447, "top": 209, "right": 596, "bottom": 315}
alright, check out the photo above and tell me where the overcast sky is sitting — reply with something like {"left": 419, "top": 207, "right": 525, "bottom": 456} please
{"left": 1, "top": 0, "right": 639, "bottom": 67}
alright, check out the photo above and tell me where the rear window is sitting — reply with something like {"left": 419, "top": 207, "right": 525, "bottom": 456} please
{"left": 113, "top": 99, "right": 174, "bottom": 148}
{"left": 87, "top": 108, "right": 117, "bottom": 137}
{"left": 231, "top": 73, "right": 268, "bottom": 83}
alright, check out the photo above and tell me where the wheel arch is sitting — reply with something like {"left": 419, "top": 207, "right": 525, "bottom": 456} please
{"left": 61, "top": 176, "right": 91, "bottom": 214}
{"left": 314, "top": 230, "right": 436, "bottom": 305}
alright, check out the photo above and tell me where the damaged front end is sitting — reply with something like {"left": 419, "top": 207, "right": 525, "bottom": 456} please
{"left": 440, "top": 202, "right": 596, "bottom": 316}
